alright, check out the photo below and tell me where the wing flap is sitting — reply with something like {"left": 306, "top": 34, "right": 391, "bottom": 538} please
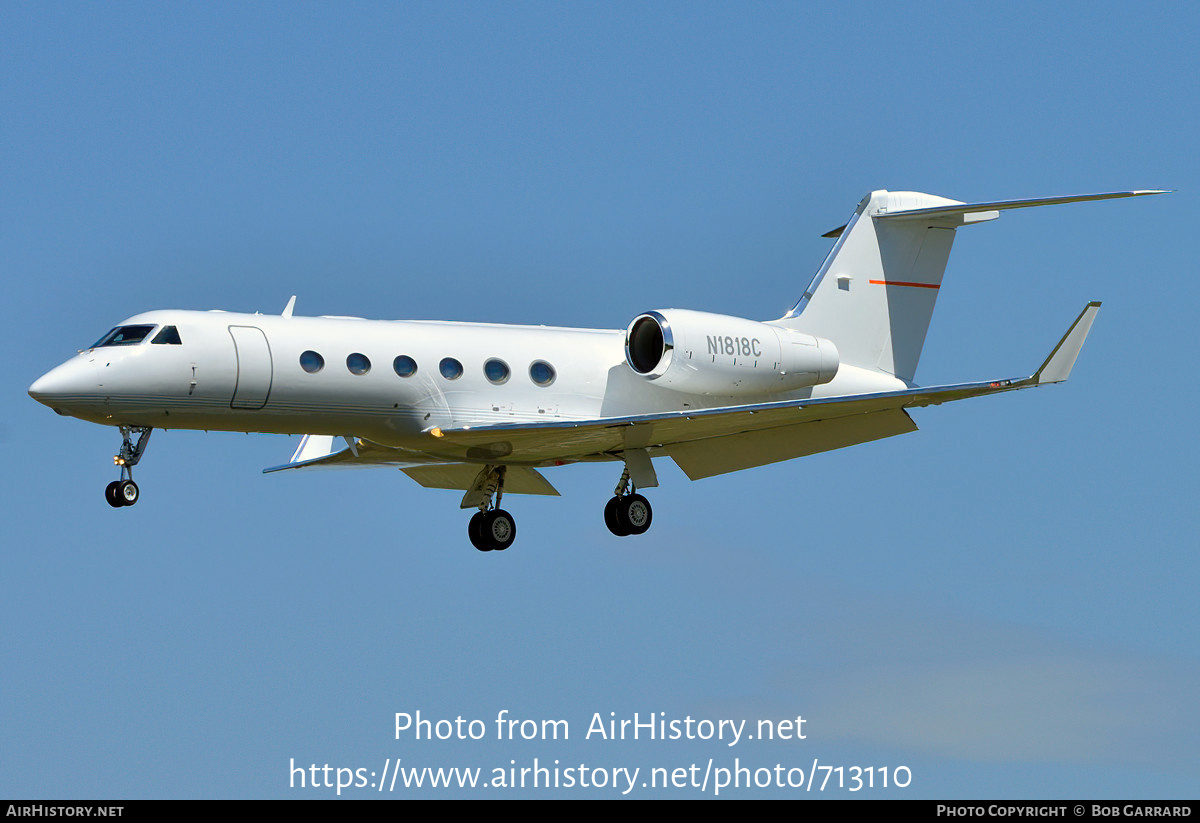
{"left": 402, "top": 465, "right": 559, "bottom": 496}
{"left": 665, "top": 409, "right": 918, "bottom": 480}
{"left": 264, "top": 434, "right": 561, "bottom": 496}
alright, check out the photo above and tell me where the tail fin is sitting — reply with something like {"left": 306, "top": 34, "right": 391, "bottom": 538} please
{"left": 774, "top": 189, "right": 1164, "bottom": 383}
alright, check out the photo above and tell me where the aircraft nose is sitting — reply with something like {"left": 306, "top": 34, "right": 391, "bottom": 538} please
{"left": 28, "top": 359, "right": 96, "bottom": 409}
{"left": 28, "top": 369, "right": 63, "bottom": 402}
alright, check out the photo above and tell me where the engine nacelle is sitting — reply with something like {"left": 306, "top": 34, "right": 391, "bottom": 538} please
{"left": 625, "top": 309, "right": 839, "bottom": 396}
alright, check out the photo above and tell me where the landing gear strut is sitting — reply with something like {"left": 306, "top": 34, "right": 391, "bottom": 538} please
{"left": 466, "top": 466, "right": 516, "bottom": 552}
{"left": 604, "top": 466, "right": 653, "bottom": 537}
{"left": 105, "top": 426, "right": 151, "bottom": 508}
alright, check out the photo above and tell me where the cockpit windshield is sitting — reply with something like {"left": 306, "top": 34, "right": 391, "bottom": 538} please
{"left": 151, "top": 325, "right": 182, "bottom": 345}
{"left": 91, "top": 325, "right": 156, "bottom": 348}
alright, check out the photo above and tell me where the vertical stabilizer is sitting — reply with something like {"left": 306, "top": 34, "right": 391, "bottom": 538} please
{"left": 773, "top": 190, "right": 967, "bottom": 383}
{"left": 774, "top": 188, "right": 1164, "bottom": 384}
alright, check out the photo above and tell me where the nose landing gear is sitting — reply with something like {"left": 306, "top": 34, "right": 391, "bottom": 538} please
{"left": 104, "top": 479, "right": 140, "bottom": 507}
{"left": 105, "top": 426, "right": 151, "bottom": 508}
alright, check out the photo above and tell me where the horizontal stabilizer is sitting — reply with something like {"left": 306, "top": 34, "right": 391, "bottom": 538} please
{"left": 878, "top": 190, "right": 1168, "bottom": 224}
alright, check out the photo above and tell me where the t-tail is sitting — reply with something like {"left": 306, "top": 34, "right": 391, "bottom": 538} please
{"left": 773, "top": 189, "right": 1166, "bottom": 384}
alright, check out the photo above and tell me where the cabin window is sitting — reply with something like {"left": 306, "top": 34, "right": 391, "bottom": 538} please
{"left": 92, "top": 325, "right": 155, "bottom": 348}
{"left": 347, "top": 353, "right": 371, "bottom": 375}
{"left": 484, "top": 358, "right": 510, "bottom": 385}
{"left": 151, "top": 326, "right": 182, "bottom": 345}
{"left": 393, "top": 355, "right": 418, "bottom": 377}
{"left": 529, "top": 360, "right": 556, "bottom": 386}
{"left": 439, "top": 357, "right": 463, "bottom": 380}
{"left": 299, "top": 350, "right": 325, "bottom": 373}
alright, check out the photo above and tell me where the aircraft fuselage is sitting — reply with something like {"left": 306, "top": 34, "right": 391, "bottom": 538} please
{"left": 29, "top": 308, "right": 902, "bottom": 457}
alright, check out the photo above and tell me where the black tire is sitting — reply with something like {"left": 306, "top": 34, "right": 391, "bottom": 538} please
{"left": 468, "top": 511, "right": 490, "bottom": 551}
{"left": 617, "top": 493, "right": 652, "bottom": 535}
{"left": 483, "top": 509, "right": 516, "bottom": 551}
{"left": 105, "top": 481, "right": 123, "bottom": 508}
{"left": 117, "top": 480, "right": 139, "bottom": 507}
{"left": 604, "top": 496, "right": 629, "bottom": 536}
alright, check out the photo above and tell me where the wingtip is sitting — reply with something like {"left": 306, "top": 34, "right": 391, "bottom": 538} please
{"left": 1034, "top": 302, "right": 1101, "bottom": 385}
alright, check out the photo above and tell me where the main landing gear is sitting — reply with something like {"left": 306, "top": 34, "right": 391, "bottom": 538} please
{"left": 469, "top": 508, "right": 516, "bottom": 552}
{"left": 466, "top": 466, "right": 516, "bottom": 552}
{"left": 604, "top": 466, "right": 653, "bottom": 537}
{"left": 105, "top": 426, "right": 151, "bottom": 508}
{"left": 462, "top": 462, "right": 654, "bottom": 551}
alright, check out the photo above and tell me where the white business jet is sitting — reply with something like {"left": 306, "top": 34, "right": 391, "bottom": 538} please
{"left": 29, "top": 189, "right": 1162, "bottom": 551}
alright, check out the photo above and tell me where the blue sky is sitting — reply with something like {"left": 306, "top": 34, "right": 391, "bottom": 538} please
{"left": 3, "top": 2, "right": 1196, "bottom": 798}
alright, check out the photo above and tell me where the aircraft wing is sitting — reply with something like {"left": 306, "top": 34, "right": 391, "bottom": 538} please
{"left": 266, "top": 302, "right": 1098, "bottom": 483}
{"left": 429, "top": 302, "right": 1101, "bottom": 478}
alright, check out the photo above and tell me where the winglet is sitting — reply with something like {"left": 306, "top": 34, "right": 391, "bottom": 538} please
{"left": 1032, "top": 302, "right": 1101, "bottom": 385}
{"left": 282, "top": 295, "right": 297, "bottom": 318}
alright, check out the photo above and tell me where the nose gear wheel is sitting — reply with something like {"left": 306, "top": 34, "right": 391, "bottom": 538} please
{"left": 105, "top": 426, "right": 151, "bottom": 508}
